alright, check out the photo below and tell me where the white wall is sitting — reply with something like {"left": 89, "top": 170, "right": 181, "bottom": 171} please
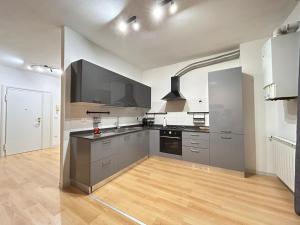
{"left": 240, "top": 39, "right": 272, "bottom": 174}
{"left": 60, "top": 27, "right": 145, "bottom": 187}
{"left": 0, "top": 64, "right": 61, "bottom": 154}
{"left": 142, "top": 54, "right": 240, "bottom": 126}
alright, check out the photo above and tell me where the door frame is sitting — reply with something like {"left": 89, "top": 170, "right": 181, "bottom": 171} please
{"left": 0, "top": 86, "right": 53, "bottom": 156}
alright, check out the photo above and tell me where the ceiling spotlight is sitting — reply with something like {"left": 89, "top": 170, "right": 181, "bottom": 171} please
{"left": 118, "top": 21, "right": 128, "bottom": 33}
{"left": 169, "top": 1, "right": 178, "bottom": 14}
{"left": 27, "top": 65, "right": 32, "bottom": 70}
{"left": 118, "top": 16, "right": 141, "bottom": 33}
{"left": 132, "top": 21, "right": 140, "bottom": 31}
{"left": 152, "top": 5, "right": 164, "bottom": 20}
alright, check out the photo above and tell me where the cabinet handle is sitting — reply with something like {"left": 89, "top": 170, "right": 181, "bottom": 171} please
{"left": 191, "top": 142, "right": 199, "bottom": 144}
{"left": 102, "top": 140, "right": 111, "bottom": 144}
{"left": 221, "top": 137, "right": 232, "bottom": 140}
{"left": 190, "top": 149, "right": 200, "bottom": 153}
{"left": 221, "top": 131, "right": 232, "bottom": 134}
{"left": 191, "top": 134, "right": 199, "bottom": 137}
{"left": 102, "top": 160, "right": 112, "bottom": 167}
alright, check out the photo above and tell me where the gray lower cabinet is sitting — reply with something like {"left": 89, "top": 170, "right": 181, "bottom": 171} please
{"left": 71, "top": 130, "right": 150, "bottom": 193}
{"left": 182, "top": 146, "right": 209, "bottom": 164}
{"left": 209, "top": 133, "right": 244, "bottom": 171}
{"left": 149, "top": 130, "right": 160, "bottom": 156}
{"left": 182, "top": 132, "right": 210, "bottom": 165}
{"left": 91, "top": 154, "right": 118, "bottom": 184}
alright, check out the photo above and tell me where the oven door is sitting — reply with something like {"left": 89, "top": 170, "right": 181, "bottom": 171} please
{"left": 160, "top": 136, "right": 182, "bottom": 155}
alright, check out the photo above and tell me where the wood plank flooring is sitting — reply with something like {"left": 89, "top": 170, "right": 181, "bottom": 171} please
{"left": 93, "top": 156, "right": 300, "bottom": 225}
{"left": 0, "top": 148, "right": 299, "bottom": 225}
{"left": 0, "top": 148, "right": 136, "bottom": 225}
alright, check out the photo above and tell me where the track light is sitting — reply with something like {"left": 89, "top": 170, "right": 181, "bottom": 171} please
{"left": 118, "top": 21, "right": 128, "bottom": 33}
{"left": 169, "top": 1, "right": 178, "bottom": 14}
{"left": 132, "top": 21, "right": 140, "bottom": 31}
{"left": 118, "top": 16, "right": 140, "bottom": 33}
{"left": 152, "top": 5, "right": 164, "bottom": 21}
{"left": 152, "top": 0, "right": 178, "bottom": 22}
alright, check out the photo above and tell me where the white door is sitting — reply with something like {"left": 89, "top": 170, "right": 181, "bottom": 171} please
{"left": 5, "top": 88, "right": 43, "bottom": 155}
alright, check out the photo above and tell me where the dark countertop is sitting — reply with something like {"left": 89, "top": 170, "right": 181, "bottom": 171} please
{"left": 70, "top": 125, "right": 209, "bottom": 141}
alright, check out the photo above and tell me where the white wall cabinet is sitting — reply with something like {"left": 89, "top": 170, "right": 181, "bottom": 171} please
{"left": 262, "top": 32, "right": 300, "bottom": 100}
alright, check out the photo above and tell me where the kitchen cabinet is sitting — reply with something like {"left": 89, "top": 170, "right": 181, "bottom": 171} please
{"left": 208, "top": 67, "right": 245, "bottom": 172}
{"left": 182, "top": 132, "right": 209, "bottom": 165}
{"left": 70, "top": 130, "right": 149, "bottom": 193}
{"left": 149, "top": 130, "right": 160, "bottom": 156}
{"left": 209, "top": 133, "right": 244, "bottom": 171}
{"left": 70, "top": 59, "right": 151, "bottom": 108}
{"left": 208, "top": 67, "right": 244, "bottom": 135}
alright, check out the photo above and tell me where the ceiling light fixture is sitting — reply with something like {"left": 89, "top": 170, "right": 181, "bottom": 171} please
{"left": 169, "top": 1, "right": 178, "bottom": 14}
{"left": 152, "top": 0, "right": 178, "bottom": 20}
{"left": 30, "top": 64, "right": 62, "bottom": 75}
{"left": 152, "top": 5, "right": 164, "bottom": 20}
{"left": 118, "top": 21, "right": 128, "bottom": 33}
{"left": 118, "top": 16, "right": 140, "bottom": 33}
{"left": 132, "top": 20, "right": 140, "bottom": 31}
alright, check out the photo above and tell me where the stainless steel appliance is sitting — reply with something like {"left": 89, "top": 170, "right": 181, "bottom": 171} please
{"left": 160, "top": 129, "right": 182, "bottom": 155}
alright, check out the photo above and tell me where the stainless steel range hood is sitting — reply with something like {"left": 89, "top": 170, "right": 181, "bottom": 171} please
{"left": 162, "top": 76, "right": 186, "bottom": 101}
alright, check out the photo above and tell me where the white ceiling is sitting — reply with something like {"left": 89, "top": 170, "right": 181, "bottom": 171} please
{"left": 0, "top": 0, "right": 297, "bottom": 70}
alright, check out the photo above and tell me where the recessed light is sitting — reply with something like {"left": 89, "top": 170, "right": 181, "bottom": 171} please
{"left": 27, "top": 65, "right": 32, "bottom": 70}
{"left": 169, "top": 1, "right": 178, "bottom": 14}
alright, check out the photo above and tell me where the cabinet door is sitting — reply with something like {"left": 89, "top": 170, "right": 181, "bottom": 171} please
{"left": 91, "top": 155, "right": 117, "bottom": 185}
{"left": 133, "top": 81, "right": 151, "bottom": 108}
{"left": 110, "top": 77, "right": 132, "bottom": 107}
{"left": 208, "top": 67, "right": 243, "bottom": 134}
{"left": 149, "top": 130, "right": 160, "bottom": 156}
{"left": 209, "top": 133, "right": 244, "bottom": 171}
{"left": 81, "top": 60, "right": 112, "bottom": 104}
{"left": 91, "top": 138, "right": 118, "bottom": 162}
{"left": 137, "top": 131, "right": 149, "bottom": 158}
{"left": 182, "top": 146, "right": 209, "bottom": 165}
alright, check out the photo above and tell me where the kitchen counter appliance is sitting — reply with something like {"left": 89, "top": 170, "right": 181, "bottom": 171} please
{"left": 160, "top": 129, "right": 182, "bottom": 155}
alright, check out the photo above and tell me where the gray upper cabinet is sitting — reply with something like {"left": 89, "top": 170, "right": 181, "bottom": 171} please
{"left": 70, "top": 59, "right": 151, "bottom": 108}
{"left": 208, "top": 67, "right": 244, "bottom": 134}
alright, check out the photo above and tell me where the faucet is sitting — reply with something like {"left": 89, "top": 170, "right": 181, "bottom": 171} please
{"left": 93, "top": 116, "right": 101, "bottom": 128}
{"left": 116, "top": 116, "right": 120, "bottom": 129}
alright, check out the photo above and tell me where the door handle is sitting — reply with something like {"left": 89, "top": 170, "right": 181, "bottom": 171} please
{"left": 102, "top": 160, "right": 112, "bottom": 167}
{"left": 221, "top": 131, "right": 232, "bottom": 134}
{"left": 160, "top": 136, "right": 181, "bottom": 140}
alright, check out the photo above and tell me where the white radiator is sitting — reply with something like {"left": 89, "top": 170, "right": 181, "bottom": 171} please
{"left": 272, "top": 136, "right": 296, "bottom": 192}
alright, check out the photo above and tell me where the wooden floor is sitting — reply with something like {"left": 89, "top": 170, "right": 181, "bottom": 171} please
{"left": 93, "top": 156, "right": 300, "bottom": 225}
{"left": 0, "top": 149, "right": 299, "bottom": 225}
{"left": 0, "top": 148, "right": 136, "bottom": 225}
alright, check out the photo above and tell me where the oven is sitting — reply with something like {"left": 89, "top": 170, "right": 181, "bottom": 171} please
{"left": 160, "top": 129, "right": 182, "bottom": 155}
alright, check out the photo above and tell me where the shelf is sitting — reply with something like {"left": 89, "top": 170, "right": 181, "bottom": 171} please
{"left": 86, "top": 111, "right": 110, "bottom": 115}
{"left": 146, "top": 112, "right": 167, "bottom": 115}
